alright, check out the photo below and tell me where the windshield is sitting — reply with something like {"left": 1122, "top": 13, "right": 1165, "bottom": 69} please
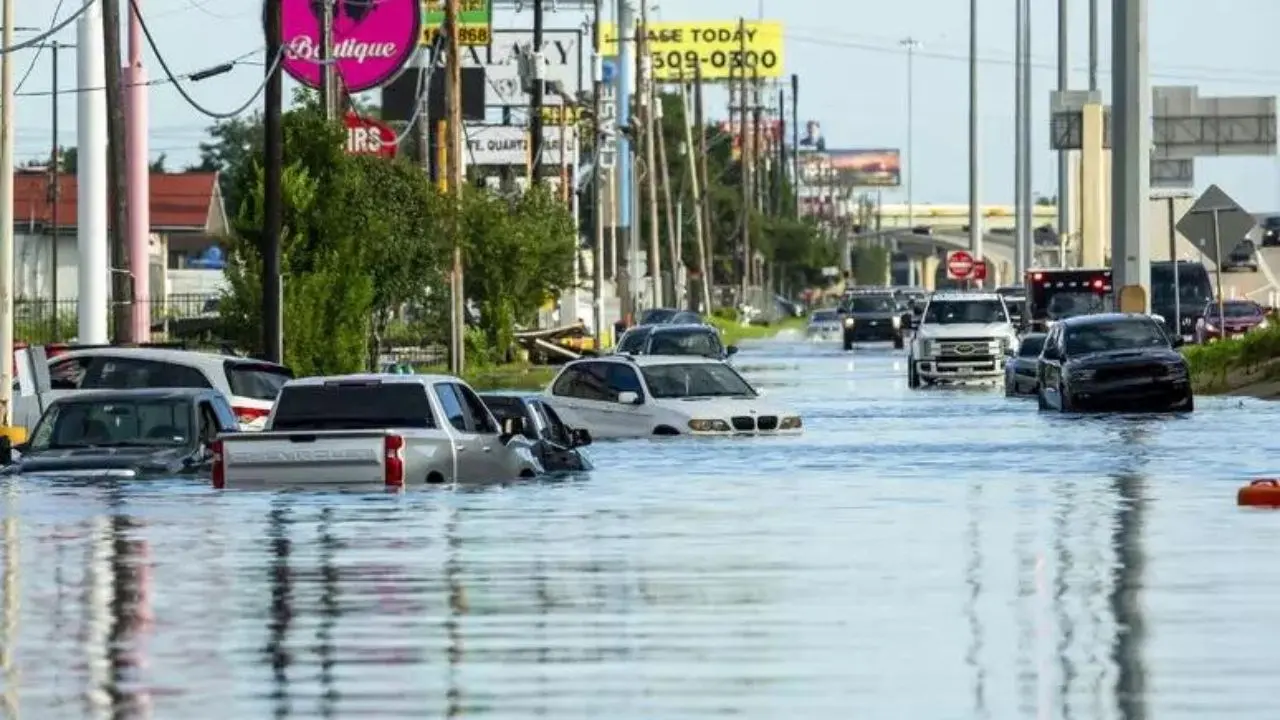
{"left": 843, "top": 295, "right": 898, "bottom": 313}
{"left": 1207, "top": 301, "right": 1262, "bottom": 318}
{"left": 641, "top": 363, "right": 756, "bottom": 399}
{"left": 1064, "top": 320, "right": 1168, "bottom": 355}
{"left": 1047, "top": 291, "right": 1109, "bottom": 320}
{"left": 1018, "top": 335, "right": 1046, "bottom": 357}
{"left": 810, "top": 310, "right": 838, "bottom": 323}
{"left": 29, "top": 398, "right": 193, "bottom": 450}
{"left": 647, "top": 329, "right": 723, "bottom": 357}
{"left": 225, "top": 361, "right": 292, "bottom": 401}
{"left": 273, "top": 382, "right": 435, "bottom": 430}
{"left": 923, "top": 299, "right": 1008, "bottom": 325}
{"left": 639, "top": 308, "right": 678, "bottom": 324}
{"left": 1152, "top": 264, "right": 1212, "bottom": 307}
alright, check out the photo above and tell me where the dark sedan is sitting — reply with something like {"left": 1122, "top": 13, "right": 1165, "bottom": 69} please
{"left": 1036, "top": 313, "right": 1192, "bottom": 413}
{"left": 1194, "top": 299, "right": 1267, "bottom": 343}
{"left": 0, "top": 388, "right": 238, "bottom": 477}
{"left": 1003, "top": 332, "right": 1046, "bottom": 396}
{"left": 480, "top": 393, "right": 593, "bottom": 473}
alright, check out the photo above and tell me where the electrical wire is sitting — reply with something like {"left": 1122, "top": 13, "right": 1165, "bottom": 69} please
{"left": 0, "top": 0, "right": 93, "bottom": 55}
{"left": 14, "top": 48, "right": 262, "bottom": 97}
{"left": 15, "top": 0, "right": 67, "bottom": 94}
{"left": 129, "top": 0, "right": 283, "bottom": 118}
{"left": 385, "top": 34, "right": 445, "bottom": 146}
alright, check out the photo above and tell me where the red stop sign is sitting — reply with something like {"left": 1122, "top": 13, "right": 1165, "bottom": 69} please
{"left": 972, "top": 260, "right": 988, "bottom": 281}
{"left": 947, "top": 250, "right": 974, "bottom": 279}
{"left": 344, "top": 112, "right": 398, "bottom": 159}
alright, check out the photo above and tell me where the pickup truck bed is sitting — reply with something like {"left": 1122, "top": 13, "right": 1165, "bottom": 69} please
{"left": 214, "top": 429, "right": 456, "bottom": 489}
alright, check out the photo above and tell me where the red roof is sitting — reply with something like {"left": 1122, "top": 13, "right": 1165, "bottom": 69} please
{"left": 13, "top": 171, "right": 221, "bottom": 231}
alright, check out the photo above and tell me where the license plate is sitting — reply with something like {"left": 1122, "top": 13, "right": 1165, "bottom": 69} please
{"left": 955, "top": 367, "right": 973, "bottom": 376}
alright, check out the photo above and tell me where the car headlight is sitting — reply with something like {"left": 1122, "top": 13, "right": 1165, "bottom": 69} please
{"left": 891, "top": 316, "right": 901, "bottom": 328}
{"left": 688, "top": 418, "right": 730, "bottom": 432}
{"left": 779, "top": 416, "right": 802, "bottom": 430}
{"left": 843, "top": 317, "right": 855, "bottom": 327}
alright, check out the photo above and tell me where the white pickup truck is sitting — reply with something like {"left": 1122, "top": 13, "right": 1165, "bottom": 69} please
{"left": 213, "top": 374, "right": 544, "bottom": 489}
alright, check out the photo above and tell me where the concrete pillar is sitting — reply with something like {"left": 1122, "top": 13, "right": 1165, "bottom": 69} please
{"left": 999, "top": 260, "right": 1012, "bottom": 286}
{"left": 922, "top": 255, "right": 939, "bottom": 291}
{"left": 1079, "top": 103, "right": 1108, "bottom": 268}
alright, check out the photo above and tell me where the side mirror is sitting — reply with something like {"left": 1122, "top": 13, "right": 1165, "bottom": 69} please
{"left": 570, "top": 427, "right": 592, "bottom": 447}
{"left": 616, "top": 391, "right": 641, "bottom": 405}
{"left": 726, "top": 345, "right": 739, "bottom": 356}
{"left": 501, "top": 416, "right": 525, "bottom": 437}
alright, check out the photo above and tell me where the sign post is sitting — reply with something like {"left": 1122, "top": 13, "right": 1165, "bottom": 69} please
{"left": 1175, "top": 184, "right": 1257, "bottom": 336}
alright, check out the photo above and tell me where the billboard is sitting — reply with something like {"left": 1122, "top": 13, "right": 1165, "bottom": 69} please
{"left": 423, "top": 29, "right": 584, "bottom": 108}
{"left": 463, "top": 124, "right": 579, "bottom": 166}
{"left": 717, "top": 118, "right": 783, "bottom": 159}
{"left": 798, "top": 149, "right": 901, "bottom": 188}
{"left": 421, "top": 0, "right": 493, "bottom": 46}
{"left": 281, "top": 0, "right": 421, "bottom": 93}
{"left": 601, "top": 21, "right": 784, "bottom": 80}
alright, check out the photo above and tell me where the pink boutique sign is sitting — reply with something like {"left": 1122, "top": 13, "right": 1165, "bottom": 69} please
{"left": 280, "top": 0, "right": 421, "bottom": 94}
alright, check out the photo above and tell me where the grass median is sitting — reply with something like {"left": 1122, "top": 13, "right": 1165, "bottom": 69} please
{"left": 1183, "top": 323, "right": 1280, "bottom": 396}
{"left": 709, "top": 315, "right": 806, "bottom": 346}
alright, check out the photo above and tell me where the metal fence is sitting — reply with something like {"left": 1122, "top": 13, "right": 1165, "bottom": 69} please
{"left": 14, "top": 294, "right": 220, "bottom": 344}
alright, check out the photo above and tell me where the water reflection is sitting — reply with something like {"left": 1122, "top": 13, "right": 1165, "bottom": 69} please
{"left": 265, "top": 504, "right": 293, "bottom": 719}
{"left": 965, "top": 479, "right": 987, "bottom": 718}
{"left": 444, "top": 506, "right": 464, "bottom": 719}
{"left": 1109, "top": 473, "right": 1148, "bottom": 720}
{"left": 2, "top": 482, "right": 18, "bottom": 720}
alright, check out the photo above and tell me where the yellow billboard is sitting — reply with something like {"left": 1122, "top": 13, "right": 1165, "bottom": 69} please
{"left": 601, "top": 21, "right": 784, "bottom": 81}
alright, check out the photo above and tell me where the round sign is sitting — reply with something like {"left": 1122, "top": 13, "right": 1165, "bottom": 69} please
{"left": 947, "top": 250, "right": 974, "bottom": 278}
{"left": 601, "top": 57, "right": 617, "bottom": 85}
{"left": 279, "top": 0, "right": 421, "bottom": 94}
{"left": 344, "top": 112, "right": 398, "bottom": 158}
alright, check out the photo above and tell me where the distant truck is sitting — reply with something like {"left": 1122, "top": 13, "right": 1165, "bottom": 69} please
{"left": 213, "top": 374, "right": 543, "bottom": 489}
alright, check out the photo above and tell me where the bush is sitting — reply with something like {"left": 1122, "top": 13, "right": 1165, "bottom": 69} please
{"left": 1184, "top": 323, "right": 1280, "bottom": 392}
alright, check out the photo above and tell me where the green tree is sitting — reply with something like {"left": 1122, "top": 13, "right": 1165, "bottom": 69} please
{"left": 192, "top": 112, "right": 264, "bottom": 220}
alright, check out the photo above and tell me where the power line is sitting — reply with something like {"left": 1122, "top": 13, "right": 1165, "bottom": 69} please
{"left": 0, "top": 0, "right": 93, "bottom": 55}
{"left": 784, "top": 32, "right": 1280, "bottom": 86}
{"left": 14, "top": 49, "right": 259, "bottom": 97}
{"left": 128, "top": 0, "right": 283, "bottom": 119}
{"left": 15, "top": 0, "right": 67, "bottom": 94}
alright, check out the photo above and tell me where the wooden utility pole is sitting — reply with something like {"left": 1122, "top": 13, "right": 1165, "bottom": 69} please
{"left": 680, "top": 78, "right": 711, "bottom": 315}
{"left": 320, "top": 0, "right": 336, "bottom": 119}
{"left": 654, "top": 82, "right": 678, "bottom": 308}
{"left": 446, "top": 0, "right": 465, "bottom": 374}
{"left": 638, "top": 9, "right": 661, "bottom": 308}
{"left": 692, "top": 64, "right": 713, "bottom": 307}
{"left": 530, "top": 0, "right": 545, "bottom": 182}
{"left": 263, "top": 0, "right": 284, "bottom": 361}
{"left": 591, "top": 0, "right": 605, "bottom": 350}
{"left": 102, "top": 0, "right": 133, "bottom": 343}
{"left": 736, "top": 17, "right": 751, "bottom": 301}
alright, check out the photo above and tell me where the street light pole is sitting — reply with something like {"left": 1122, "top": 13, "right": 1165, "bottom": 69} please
{"left": 900, "top": 37, "right": 920, "bottom": 231}
{"left": 968, "top": 0, "right": 982, "bottom": 284}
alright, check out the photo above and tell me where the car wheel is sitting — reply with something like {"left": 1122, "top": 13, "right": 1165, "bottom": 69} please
{"left": 1058, "top": 382, "right": 1075, "bottom": 412}
{"left": 1004, "top": 377, "right": 1014, "bottom": 396}
{"left": 843, "top": 338, "right": 854, "bottom": 351}
{"left": 1036, "top": 385, "right": 1051, "bottom": 410}
{"left": 908, "top": 360, "right": 921, "bottom": 389}
{"left": 1172, "top": 392, "right": 1194, "bottom": 412}
{"left": 892, "top": 334, "right": 905, "bottom": 350}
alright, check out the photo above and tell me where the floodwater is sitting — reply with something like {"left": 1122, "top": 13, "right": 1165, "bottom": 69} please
{"left": 3, "top": 334, "right": 1280, "bottom": 719}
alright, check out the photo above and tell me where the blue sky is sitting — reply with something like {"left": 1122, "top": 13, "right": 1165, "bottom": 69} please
{"left": 10, "top": 0, "right": 1280, "bottom": 210}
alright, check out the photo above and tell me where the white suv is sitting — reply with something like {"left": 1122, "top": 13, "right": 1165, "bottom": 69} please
{"left": 907, "top": 291, "right": 1019, "bottom": 388}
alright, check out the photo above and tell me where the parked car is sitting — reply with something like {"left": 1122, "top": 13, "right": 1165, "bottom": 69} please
{"left": 806, "top": 308, "right": 842, "bottom": 341}
{"left": 615, "top": 323, "right": 738, "bottom": 360}
{"left": 0, "top": 388, "right": 238, "bottom": 478}
{"left": 1035, "top": 313, "right": 1192, "bottom": 413}
{"left": 1262, "top": 217, "right": 1280, "bottom": 247}
{"left": 13, "top": 346, "right": 292, "bottom": 432}
{"left": 1003, "top": 332, "right": 1046, "bottom": 396}
{"left": 213, "top": 374, "right": 543, "bottom": 489}
{"left": 637, "top": 308, "right": 705, "bottom": 325}
{"left": 479, "top": 393, "right": 593, "bottom": 473}
{"left": 1222, "top": 239, "right": 1259, "bottom": 272}
{"left": 1194, "top": 299, "right": 1268, "bottom": 343}
{"left": 543, "top": 355, "right": 802, "bottom": 439}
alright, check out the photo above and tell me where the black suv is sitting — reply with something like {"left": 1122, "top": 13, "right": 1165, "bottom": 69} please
{"left": 837, "top": 291, "right": 911, "bottom": 350}
{"left": 615, "top": 323, "right": 737, "bottom": 360}
{"left": 1222, "top": 239, "right": 1259, "bottom": 272}
{"left": 1262, "top": 217, "right": 1280, "bottom": 247}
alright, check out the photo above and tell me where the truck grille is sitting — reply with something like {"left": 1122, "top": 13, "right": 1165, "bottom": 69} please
{"left": 731, "top": 416, "right": 755, "bottom": 431}
{"left": 937, "top": 338, "right": 1000, "bottom": 358}
{"left": 756, "top": 416, "right": 778, "bottom": 431}
{"left": 1095, "top": 363, "right": 1167, "bottom": 383}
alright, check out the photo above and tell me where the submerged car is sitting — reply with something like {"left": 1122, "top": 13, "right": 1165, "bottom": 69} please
{"left": 479, "top": 393, "right": 593, "bottom": 473}
{"left": 543, "top": 355, "right": 801, "bottom": 439}
{"left": 838, "top": 291, "right": 910, "bottom": 350}
{"left": 1, "top": 388, "right": 238, "bottom": 477}
{"left": 1222, "top": 240, "right": 1259, "bottom": 272}
{"left": 1194, "top": 299, "right": 1267, "bottom": 343}
{"left": 1036, "top": 313, "right": 1192, "bottom": 413}
{"left": 1003, "top": 332, "right": 1046, "bottom": 396}
{"left": 615, "top": 323, "right": 737, "bottom": 361}
{"left": 806, "top": 308, "right": 842, "bottom": 341}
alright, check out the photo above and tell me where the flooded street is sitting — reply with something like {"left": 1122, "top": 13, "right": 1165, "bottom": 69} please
{"left": 4, "top": 333, "right": 1280, "bottom": 718}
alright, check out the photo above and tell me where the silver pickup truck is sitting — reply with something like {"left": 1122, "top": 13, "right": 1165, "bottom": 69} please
{"left": 213, "top": 374, "right": 543, "bottom": 489}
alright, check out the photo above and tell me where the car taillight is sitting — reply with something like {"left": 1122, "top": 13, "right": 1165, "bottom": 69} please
{"left": 234, "top": 405, "right": 270, "bottom": 426}
{"left": 1032, "top": 272, "right": 1043, "bottom": 281}
{"left": 1092, "top": 279, "right": 1104, "bottom": 289}
{"left": 211, "top": 440, "right": 225, "bottom": 489}
{"left": 384, "top": 434, "right": 405, "bottom": 488}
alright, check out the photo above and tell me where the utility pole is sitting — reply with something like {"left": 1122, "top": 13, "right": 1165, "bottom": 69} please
{"left": 751, "top": 67, "right": 763, "bottom": 214}
{"left": 320, "top": 0, "right": 336, "bottom": 119}
{"left": 530, "top": 0, "right": 545, "bottom": 183}
{"left": 615, "top": 0, "right": 635, "bottom": 324}
{"left": 790, "top": 73, "right": 798, "bottom": 218}
{"left": 591, "top": 0, "right": 604, "bottom": 349}
{"left": 1019, "top": 0, "right": 1032, "bottom": 275}
{"left": 693, "top": 64, "right": 713, "bottom": 307}
{"left": 968, "top": 0, "right": 983, "bottom": 283}
{"left": 447, "top": 0, "right": 465, "bottom": 373}
{"left": 654, "top": 86, "right": 678, "bottom": 307}
{"left": 680, "top": 78, "right": 711, "bottom": 315}
{"left": 1057, "top": 0, "right": 1070, "bottom": 268}
{"left": 901, "top": 37, "right": 919, "bottom": 229}
{"left": 1014, "top": 0, "right": 1026, "bottom": 278}
{"left": 126, "top": 0, "right": 150, "bottom": 342}
{"left": 102, "top": 0, "right": 133, "bottom": 343}
{"left": 77, "top": 0, "right": 108, "bottom": 344}
{"left": 639, "top": 6, "right": 661, "bottom": 308}
{"left": 0, "top": 0, "right": 14, "bottom": 431}
{"left": 49, "top": 42, "right": 65, "bottom": 312}
{"left": 263, "top": 0, "right": 284, "bottom": 362}
{"left": 737, "top": 17, "right": 751, "bottom": 302}
{"left": 1089, "top": 0, "right": 1099, "bottom": 91}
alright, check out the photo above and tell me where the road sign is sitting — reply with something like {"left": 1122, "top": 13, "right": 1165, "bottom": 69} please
{"left": 344, "top": 112, "right": 398, "bottom": 159}
{"left": 946, "top": 250, "right": 975, "bottom": 279}
{"left": 1175, "top": 184, "right": 1256, "bottom": 256}
{"left": 972, "top": 260, "right": 988, "bottom": 282}
{"left": 601, "top": 56, "right": 617, "bottom": 85}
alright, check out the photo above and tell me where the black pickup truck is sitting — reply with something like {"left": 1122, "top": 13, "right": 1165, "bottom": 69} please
{"left": 0, "top": 388, "right": 239, "bottom": 477}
